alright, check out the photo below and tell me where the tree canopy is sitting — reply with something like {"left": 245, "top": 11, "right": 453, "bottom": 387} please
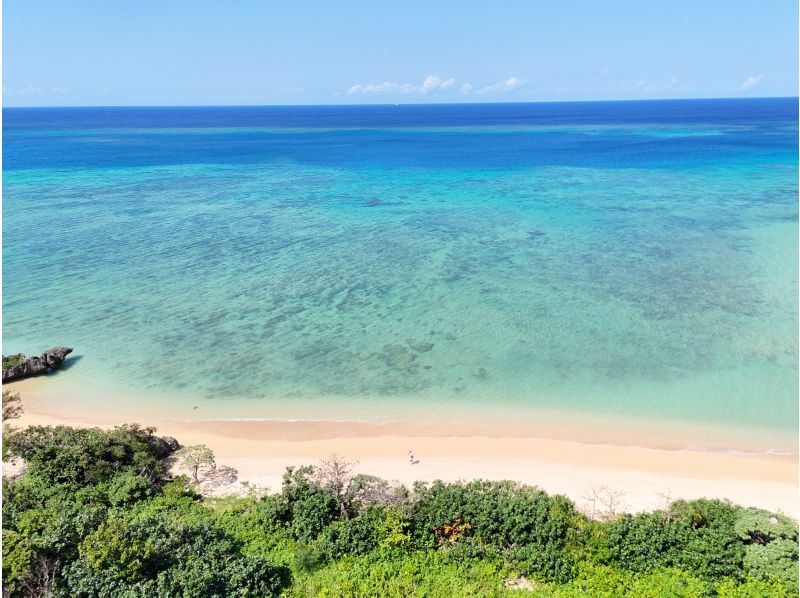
{"left": 2, "top": 423, "right": 797, "bottom": 597}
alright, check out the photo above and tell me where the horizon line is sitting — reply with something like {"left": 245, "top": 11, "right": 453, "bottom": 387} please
{"left": 3, "top": 95, "right": 797, "bottom": 110}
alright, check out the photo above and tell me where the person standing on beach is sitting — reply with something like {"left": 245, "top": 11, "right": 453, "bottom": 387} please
{"left": 408, "top": 450, "right": 415, "bottom": 464}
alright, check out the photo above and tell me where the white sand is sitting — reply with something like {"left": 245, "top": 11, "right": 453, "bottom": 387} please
{"left": 9, "top": 407, "right": 798, "bottom": 518}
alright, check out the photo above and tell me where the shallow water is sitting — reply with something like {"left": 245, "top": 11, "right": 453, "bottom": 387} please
{"left": 3, "top": 99, "right": 798, "bottom": 450}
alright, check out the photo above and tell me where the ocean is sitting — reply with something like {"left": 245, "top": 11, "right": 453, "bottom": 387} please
{"left": 3, "top": 99, "right": 798, "bottom": 451}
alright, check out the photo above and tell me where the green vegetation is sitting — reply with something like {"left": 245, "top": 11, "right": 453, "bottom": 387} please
{"left": 2, "top": 390, "right": 24, "bottom": 460}
{"left": 2, "top": 354, "right": 26, "bottom": 370}
{"left": 3, "top": 391, "right": 23, "bottom": 422}
{"left": 2, "top": 423, "right": 797, "bottom": 597}
{"left": 176, "top": 444, "right": 216, "bottom": 483}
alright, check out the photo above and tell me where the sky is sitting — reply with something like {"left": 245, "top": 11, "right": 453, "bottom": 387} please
{"left": 3, "top": 0, "right": 798, "bottom": 107}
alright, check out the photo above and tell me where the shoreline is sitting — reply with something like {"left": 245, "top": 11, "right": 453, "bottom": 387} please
{"left": 9, "top": 398, "right": 799, "bottom": 519}
{"left": 5, "top": 375, "right": 798, "bottom": 456}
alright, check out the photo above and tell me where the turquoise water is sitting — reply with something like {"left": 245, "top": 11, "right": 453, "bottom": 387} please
{"left": 3, "top": 100, "right": 798, "bottom": 449}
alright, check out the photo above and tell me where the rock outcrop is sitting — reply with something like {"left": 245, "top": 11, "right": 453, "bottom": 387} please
{"left": 2, "top": 347, "right": 73, "bottom": 383}
{"left": 149, "top": 435, "right": 181, "bottom": 459}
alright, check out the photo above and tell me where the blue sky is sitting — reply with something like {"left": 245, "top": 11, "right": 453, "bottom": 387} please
{"left": 4, "top": 0, "right": 798, "bottom": 106}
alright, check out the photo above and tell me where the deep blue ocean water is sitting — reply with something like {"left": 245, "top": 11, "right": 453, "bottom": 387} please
{"left": 3, "top": 99, "right": 798, "bottom": 449}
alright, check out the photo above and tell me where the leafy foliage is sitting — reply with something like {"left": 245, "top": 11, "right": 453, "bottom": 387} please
{"left": 2, "top": 390, "right": 24, "bottom": 460}
{"left": 176, "top": 444, "right": 216, "bottom": 483}
{"left": 605, "top": 499, "right": 748, "bottom": 582}
{"left": 5, "top": 424, "right": 165, "bottom": 486}
{"left": 2, "top": 424, "right": 798, "bottom": 597}
{"left": 2, "top": 424, "right": 290, "bottom": 597}
{"left": 410, "top": 480, "right": 580, "bottom": 582}
{"left": 320, "top": 507, "right": 387, "bottom": 559}
{"left": 2, "top": 390, "right": 23, "bottom": 421}
{"left": 287, "top": 550, "right": 510, "bottom": 597}
{"left": 2, "top": 354, "right": 26, "bottom": 370}
{"left": 734, "top": 507, "right": 799, "bottom": 587}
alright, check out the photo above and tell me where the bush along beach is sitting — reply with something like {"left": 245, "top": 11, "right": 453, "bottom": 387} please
{"left": 2, "top": 419, "right": 797, "bottom": 597}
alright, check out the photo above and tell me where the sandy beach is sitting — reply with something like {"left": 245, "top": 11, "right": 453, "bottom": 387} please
{"left": 8, "top": 395, "right": 798, "bottom": 519}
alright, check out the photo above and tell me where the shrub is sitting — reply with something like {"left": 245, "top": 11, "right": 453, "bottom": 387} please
{"left": 290, "top": 492, "right": 340, "bottom": 542}
{"left": 69, "top": 514, "right": 291, "bottom": 597}
{"left": 319, "top": 507, "right": 386, "bottom": 559}
{"left": 606, "top": 499, "right": 751, "bottom": 582}
{"left": 285, "top": 550, "right": 507, "bottom": 597}
{"left": 716, "top": 577, "right": 797, "bottom": 598}
{"left": 605, "top": 512, "right": 679, "bottom": 573}
{"left": 278, "top": 466, "right": 340, "bottom": 541}
{"left": 409, "top": 480, "right": 580, "bottom": 581}
{"left": 411, "top": 480, "right": 579, "bottom": 548}
{"left": 2, "top": 529, "right": 36, "bottom": 596}
{"left": 735, "top": 507, "right": 799, "bottom": 587}
{"left": 293, "top": 544, "right": 326, "bottom": 574}
{"left": 105, "top": 473, "right": 155, "bottom": 506}
{"left": 547, "top": 563, "right": 708, "bottom": 598}
{"left": 669, "top": 499, "right": 745, "bottom": 581}
{"left": 5, "top": 424, "right": 165, "bottom": 487}
{"left": 3, "top": 422, "right": 798, "bottom": 597}
{"left": 2, "top": 390, "right": 23, "bottom": 421}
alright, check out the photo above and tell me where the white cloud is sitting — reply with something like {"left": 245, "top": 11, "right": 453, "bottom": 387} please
{"left": 348, "top": 74, "right": 526, "bottom": 97}
{"left": 18, "top": 85, "right": 42, "bottom": 95}
{"left": 347, "top": 75, "right": 455, "bottom": 96}
{"left": 51, "top": 86, "right": 71, "bottom": 93}
{"left": 740, "top": 75, "right": 763, "bottom": 91}
{"left": 421, "top": 75, "right": 455, "bottom": 92}
{"left": 483, "top": 76, "right": 526, "bottom": 93}
{"left": 348, "top": 81, "right": 415, "bottom": 95}
{"left": 626, "top": 78, "right": 681, "bottom": 94}
{"left": 460, "top": 76, "right": 527, "bottom": 95}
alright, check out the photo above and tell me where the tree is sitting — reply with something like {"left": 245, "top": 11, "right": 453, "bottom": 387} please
{"left": 348, "top": 474, "right": 409, "bottom": 513}
{"left": 313, "top": 454, "right": 357, "bottom": 520}
{"left": 176, "top": 445, "right": 216, "bottom": 483}
{"left": 3, "top": 419, "right": 799, "bottom": 597}
{"left": 277, "top": 466, "right": 339, "bottom": 541}
{"left": 4, "top": 424, "right": 165, "bottom": 486}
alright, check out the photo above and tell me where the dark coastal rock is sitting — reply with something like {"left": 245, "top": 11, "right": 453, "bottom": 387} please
{"left": 2, "top": 347, "right": 73, "bottom": 383}
{"left": 149, "top": 435, "right": 181, "bottom": 459}
{"left": 161, "top": 436, "right": 180, "bottom": 454}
